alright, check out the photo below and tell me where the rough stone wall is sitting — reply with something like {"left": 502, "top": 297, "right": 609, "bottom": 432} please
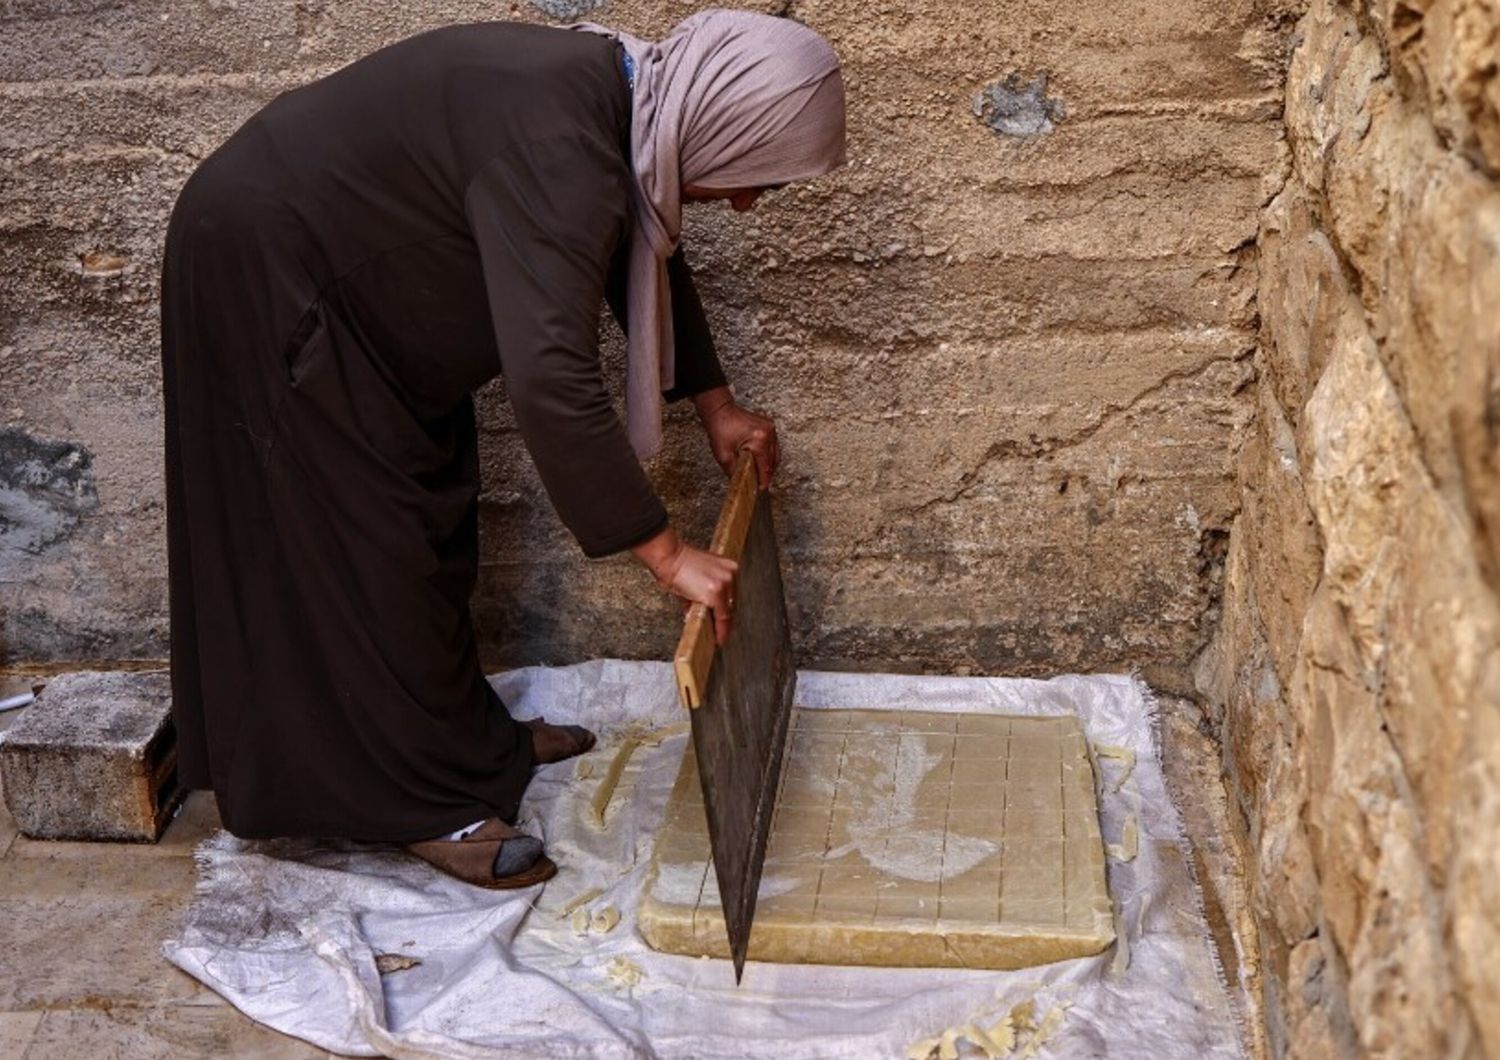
{"left": 1195, "top": 0, "right": 1500, "bottom": 1054}
{"left": 2, "top": 1, "right": 1286, "bottom": 686}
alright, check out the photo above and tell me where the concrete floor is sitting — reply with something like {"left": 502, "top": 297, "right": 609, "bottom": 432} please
{"left": 0, "top": 796, "right": 331, "bottom": 1057}
{"left": 0, "top": 673, "right": 330, "bottom": 1059}
{"left": 0, "top": 675, "right": 1265, "bottom": 1060}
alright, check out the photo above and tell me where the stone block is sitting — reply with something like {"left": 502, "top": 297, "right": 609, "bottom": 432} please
{"left": 1202, "top": 0, "right": 1500, "bottom": 1052}
{"left": 1238, "top": 377, "right": 1322, "bottom": 689}
{"left": 1295, "top": 588, "right": 1391, "bottom": 959}
{"left": 1391, "top": 158, "right": 1500, "bottom": 582}
{"left": 1345, "top": 798, "right": 1457, "bottom": 1057}
{"left": 1449, "top": 706, "right": 1500, "bottom": 1057}
{"left": 1283, "top": 1, "right": 1385, "bottom": 198}
{"left": 1397, "top": 0, "right": 1500, "bottom": 172}
{"left": 0, "top": 670, "right": 183, "bottom": 842}
{"left": 1256, "top": 183, "right": 1355, "bottom": 428}
{"left": 1303, "top": 317, "right": 1408, "bottom": 676}
{"left": 1282, "top": 935, "right": 1359, "bottom": 1059}
{"left": 1251, "top": 747, "right": 1319, "bottom": 954}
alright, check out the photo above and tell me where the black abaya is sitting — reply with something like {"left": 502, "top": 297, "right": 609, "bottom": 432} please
{"left": 160, "top": 22, "right": 726, "bottom": 841}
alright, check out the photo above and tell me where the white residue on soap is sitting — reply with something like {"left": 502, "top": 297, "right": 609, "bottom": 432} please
{"left": 756, "top": 872, "right": 802, "bottom": 899}
{"left": 833, "top": 734, "right": 997, "bottom": 883}
{"left": 652, "top": 861, "right": 708, "bottom": 905}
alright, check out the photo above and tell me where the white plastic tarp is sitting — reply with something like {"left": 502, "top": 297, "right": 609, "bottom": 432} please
{"left": 164, "top": 661, "right": 1249, "bottom": 1059}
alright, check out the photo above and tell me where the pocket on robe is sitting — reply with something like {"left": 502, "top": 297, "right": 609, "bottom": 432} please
{"left": 263, "top": 299, "right": 331, "bottom": 466}
{"left": 283, "top": 300, "right": 329, "bottom": 386}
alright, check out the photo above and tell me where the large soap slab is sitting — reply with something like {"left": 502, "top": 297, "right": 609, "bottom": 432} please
{"left": 639, "top": 708, "right": 1114, "bottom": 970}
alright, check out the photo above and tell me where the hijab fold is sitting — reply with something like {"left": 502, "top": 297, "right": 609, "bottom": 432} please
{"left": 572, "top": 9, "right": 847, "bottom": 459}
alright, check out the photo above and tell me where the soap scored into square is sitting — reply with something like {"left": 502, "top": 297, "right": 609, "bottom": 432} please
{"left": 640, "top": 707, "right": 1114, "bottom": 970}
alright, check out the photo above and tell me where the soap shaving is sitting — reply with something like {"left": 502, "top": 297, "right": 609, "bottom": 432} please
{"left": 1106, "top": 814, "right": 1139, "bottom": 862}
{"left": 587, "top": 721, "right": 688, "bottom": 827}
{"left": 589, "top": 735, "right": 641, "bottom": 826}
{"left": 562, "top": 896, "right": 622, "bottom": 937}
{"left": 963, "top": 1022, "right": 1007, "bottom": 1056}
{"left": 590, "top": 905, "right": 620, "bottom": 934}
{"left": 605, "top": 955, "right": 643, "bottom": 990}
{"left": 938, "top": 1027, "right": 961, "bottom": 1060}
{"left": 1093, "top": 743, "right": 1136, "bottom": 793}
{"left": 906, "top": 1036, "right": 942, "bottom": 1060}
{"left": 1009, "top": 999, "right": 1036, "bottom": 1034}
{"left": 636, "top": 720, "right": 691, "bottom": 746}
{"left": 1017, "top": 1001, "right": 1071, "bottom": 1058}
{"left": 985, "top": 1017, "right": 1017, "bottom": 1052}
{"left": 906, "top": 1014, "right": 1018, "bottom": 1060}
{"left": 556, "top": 887, "right": 604, "bottom": 919}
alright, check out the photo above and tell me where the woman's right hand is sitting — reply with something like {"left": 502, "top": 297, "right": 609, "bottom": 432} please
{"left": 632, "top": 525, "right": 739, "bottom": 645}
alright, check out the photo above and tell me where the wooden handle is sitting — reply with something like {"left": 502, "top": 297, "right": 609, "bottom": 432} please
{"left": 673, "top": 452, "right": 759, "bottom": 709}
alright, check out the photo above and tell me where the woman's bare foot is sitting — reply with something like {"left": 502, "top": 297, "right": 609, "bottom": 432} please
{"left": 524, "top": 718, "right": 597, "bottom": 765}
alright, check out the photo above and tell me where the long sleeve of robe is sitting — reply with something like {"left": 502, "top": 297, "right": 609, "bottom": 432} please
{"left": 466, "top": 148, "right": 728, "bottom": 557}
{"left": 605, "top": 247, "right": 729, "bottom": 405}
{"left": 159, "top": 22, "right": 727, "bottom": 842}
{"left": 465, "top": 141, "right": 666, "bottom": 558}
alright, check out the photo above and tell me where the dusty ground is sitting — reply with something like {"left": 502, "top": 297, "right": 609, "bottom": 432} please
{"left": 0, "top": 797, "right": 321, "bottom": 1052}
{"left": 0, "top": 673, "right": 324, "bottom": 1057}
{"left": 0, "top": 674, "right": 1263, "bottom": 1058}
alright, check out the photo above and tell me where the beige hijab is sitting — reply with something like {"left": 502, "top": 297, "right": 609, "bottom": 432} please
{"left": 573, "top": 9, "right": 847, "bottom": 459}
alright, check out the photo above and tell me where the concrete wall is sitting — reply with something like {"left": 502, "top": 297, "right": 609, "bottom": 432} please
{"left": 1, "top": 0, "right": 1288, "bottom": 687}
{"left": 1195, "top": 0, "right": 1500, "bottom": 1054}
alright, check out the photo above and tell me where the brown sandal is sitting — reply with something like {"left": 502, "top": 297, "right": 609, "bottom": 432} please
{"left": 525, "top": 718, "right": 598, "bottom": 764}
{"left": 405, "top": 818, "right": 557, "bottom": 889}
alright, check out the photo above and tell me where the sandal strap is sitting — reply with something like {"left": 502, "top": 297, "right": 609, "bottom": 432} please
{"left": 558, "top": 724, "right": 597, "bottom": 755}
{"left": 493, "top": 834, "right": 544, "bottom": 877}
{"left": 406, "top": 818, "right": 546, "bottom": 886}
{"left": 524, "top": 719, "right": 598, "bottom": 761}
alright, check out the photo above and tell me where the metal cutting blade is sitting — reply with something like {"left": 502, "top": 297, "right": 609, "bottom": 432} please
{"left": 671, "top": 453, "right": 796, "bottom": 982}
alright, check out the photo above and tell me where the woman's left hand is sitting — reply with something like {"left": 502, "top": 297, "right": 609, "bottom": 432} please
{"left": 694, "top": 386, "right": 779, "bottom": 488}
